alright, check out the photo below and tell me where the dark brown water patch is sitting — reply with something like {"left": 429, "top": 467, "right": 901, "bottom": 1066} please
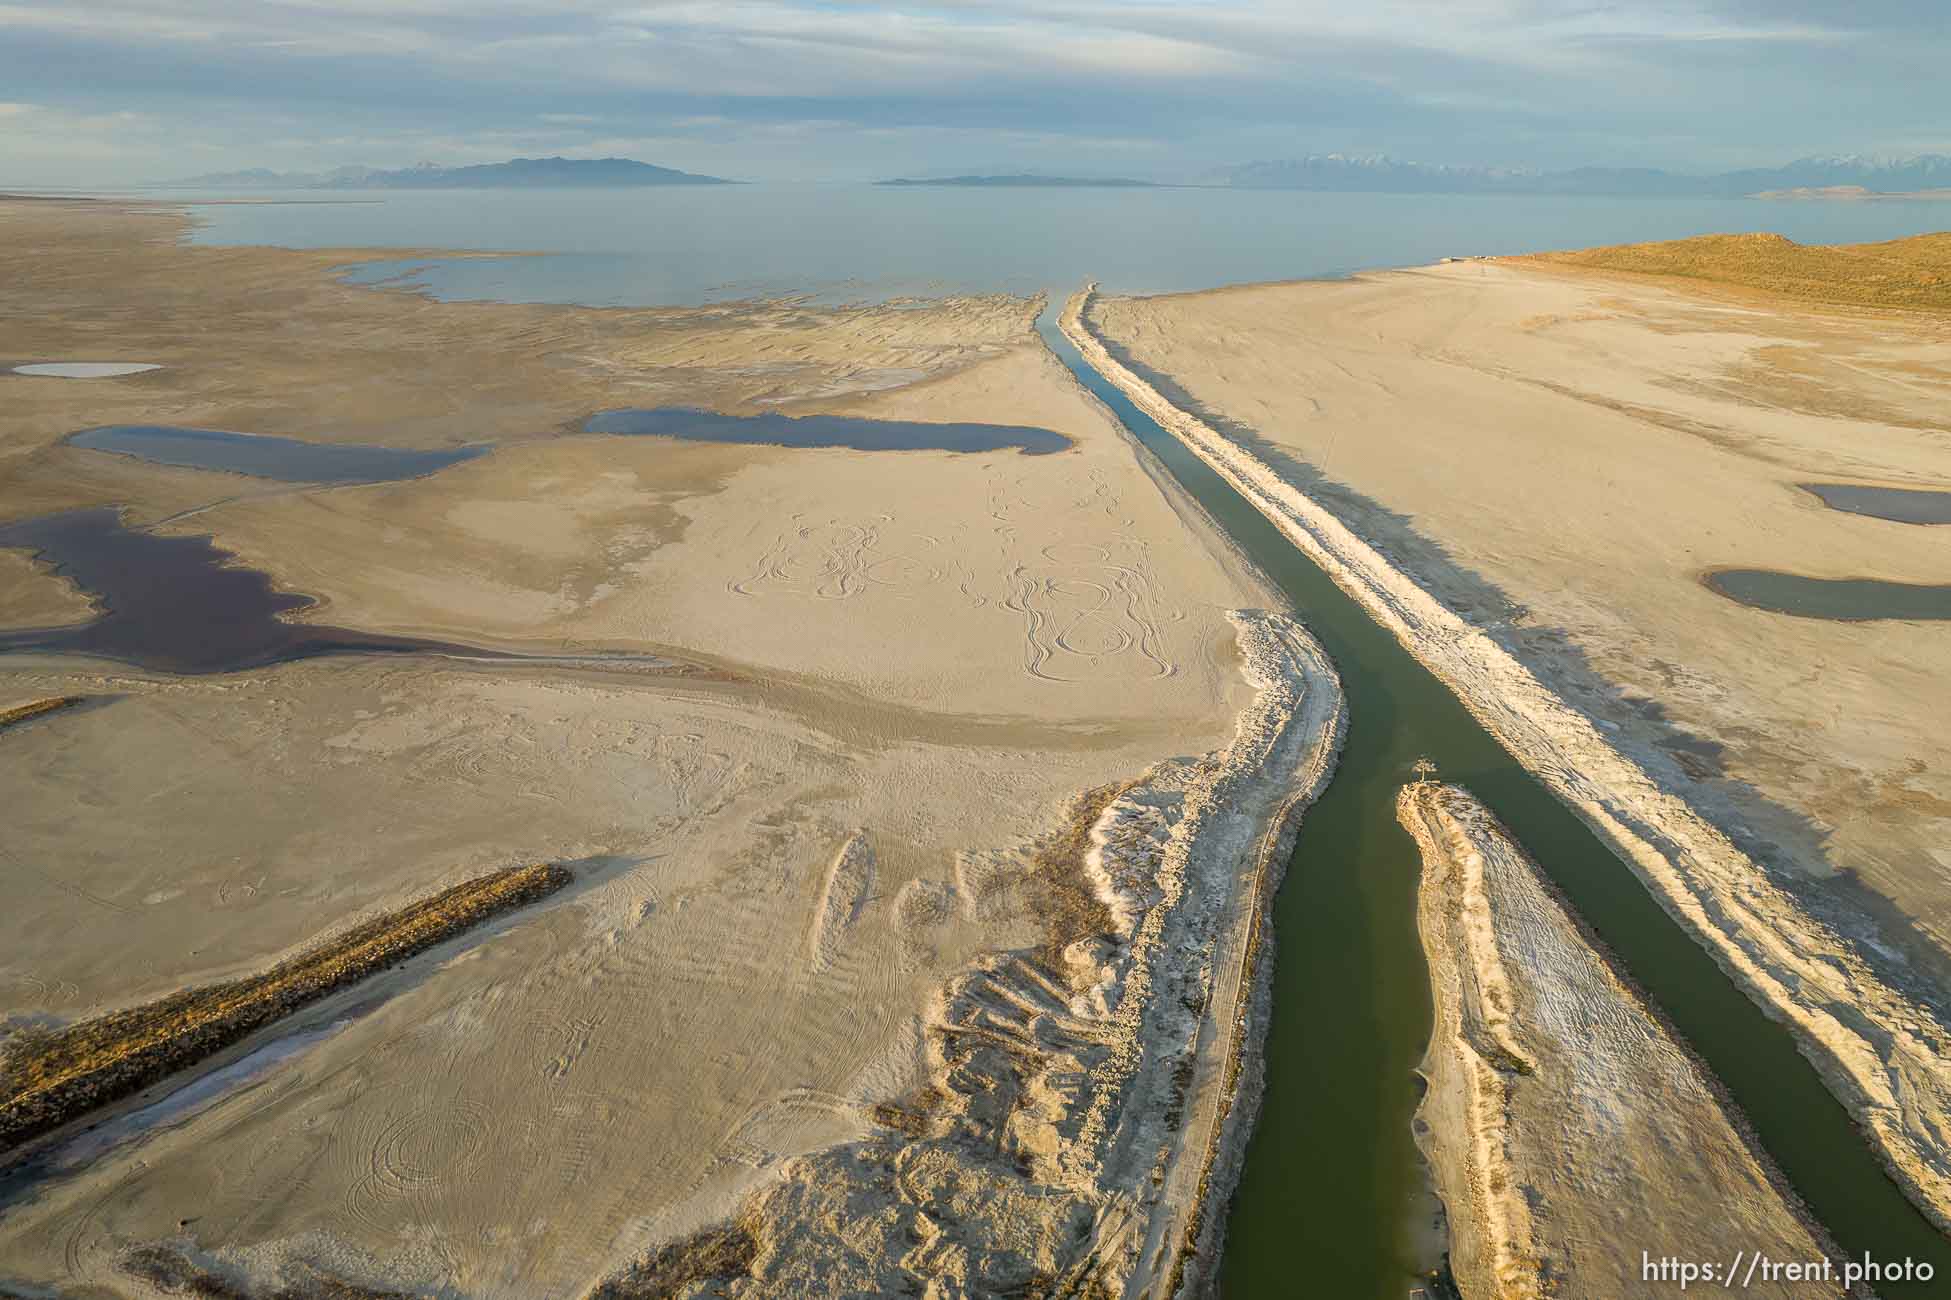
{"left": 1704, "top": 568, "right": 1951, "bottom": 621}
{"left": 1800, "top": 483, "right": 1951, "bottom": 526}
{"left": 586, "top": 406, "right": 1071, "bottom": 454}
{"left": 0, "top": 508, "right": 503, "bottom": 674}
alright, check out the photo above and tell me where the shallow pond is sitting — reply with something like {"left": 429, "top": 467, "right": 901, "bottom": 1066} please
{"left": 1802, "top": 483, "right": 1951, "bottom": 526}
{"left": 66, "top": 425, "right": 487, "bottom": 483}
{"left": 0, "top": 508, "right": 489, "bottom": 674}
{"left": 1707, "top": 569, "right": 1951, "bottom": 621}
{"left": 585, "top": 406, "right": 1070, "bottom": 454}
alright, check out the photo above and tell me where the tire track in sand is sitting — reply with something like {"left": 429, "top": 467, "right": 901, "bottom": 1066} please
{"left": 1004, "top": 544, "right": 1173, "bottom": 683}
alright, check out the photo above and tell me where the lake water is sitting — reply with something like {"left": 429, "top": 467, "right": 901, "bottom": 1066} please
{"left": 183, "top": 184, "right": 1951, "bottom": 306}
{"left": 172, "top": 186, "right": 1951, "bottom": 1296}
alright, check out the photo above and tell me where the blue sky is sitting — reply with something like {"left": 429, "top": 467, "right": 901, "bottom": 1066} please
{"left": 2, "top": 1, "right": 1947, "bottom": 183}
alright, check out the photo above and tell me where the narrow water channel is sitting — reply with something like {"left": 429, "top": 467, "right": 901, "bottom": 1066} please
{"left": 1035, "top": 301, "right": 1951, "bottom": 1298}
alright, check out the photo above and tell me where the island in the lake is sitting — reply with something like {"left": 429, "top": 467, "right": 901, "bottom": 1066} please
{"left": 167, "top": 155, "right": 736, "bottom": 188}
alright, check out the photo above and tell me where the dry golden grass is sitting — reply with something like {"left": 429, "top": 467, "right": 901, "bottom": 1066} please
{"left": 1517, "top": 231, "right": 1951, "bottom": 312}
{"left": 585, "top": 1219, "right": 759, "bottom": 1299}
{"left": 867, "top": 1082, "right": 943, "bottom": 1138}
{"left": 0, "top": 695, "right": 82, "bottom": 732}
{"left": 1023, "top": 782, "right": 1131, "bottom": 976}
{"left": 122, "top": 1244, "right": 412, "bottom": 1299}
{"left": 0, "top": 862, "right": 571, "bottom": 1152}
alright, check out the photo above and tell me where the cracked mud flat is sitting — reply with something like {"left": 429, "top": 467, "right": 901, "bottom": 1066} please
{"left": 1401, "top": 782, "right": 1837, "bottom": 1299}
{"left": 0, "top": 198, "right": 1321, "bottom": 1298}
{"left": 1065, "top": 284, "right": 1951, "bottom": 1232}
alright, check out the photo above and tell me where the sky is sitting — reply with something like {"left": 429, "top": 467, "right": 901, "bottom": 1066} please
{"left": 1, "top": 1, "right": 1947, "bottom": 185}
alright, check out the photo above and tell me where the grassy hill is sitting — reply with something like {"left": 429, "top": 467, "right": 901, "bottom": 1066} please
{"left": 1516, "top": 231, "right": 1951, "bottom": 311}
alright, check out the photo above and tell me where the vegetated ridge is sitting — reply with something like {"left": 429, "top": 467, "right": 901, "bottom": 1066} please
{"left": 1516, "top": 231, "right": 1951, "bottom": 312}
{"left": 0, "top": 695, "right": 82, "bottom": 732}
{"left": 167, "top": 157, "right": 734, "bottom": 189}
{"left": 170, "top": 151, "right": 1951, "bottom": 197}
{"left": 0, "top": 863, "right": 572, "bottom": 1153}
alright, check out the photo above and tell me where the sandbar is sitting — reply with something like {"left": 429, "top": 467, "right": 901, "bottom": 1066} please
{"left": 1400, "top": 782, "right": 1837, "bottom": 1298}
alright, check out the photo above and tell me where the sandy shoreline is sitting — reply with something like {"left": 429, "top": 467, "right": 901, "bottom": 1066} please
{"left": 1400, "top": 782, "right": 1839, "bottom": 1298}
{"left": 1063, "top": 284, "right": 1951, "bottom": 1232}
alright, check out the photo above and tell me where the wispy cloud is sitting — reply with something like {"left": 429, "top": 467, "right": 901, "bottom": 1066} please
{"left": 0, "top": 1, "right": 1944, "bottom": 183}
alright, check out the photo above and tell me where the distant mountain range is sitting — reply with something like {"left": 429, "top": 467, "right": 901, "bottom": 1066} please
{"left": 166, "top": 152, "right": 1951, "bottom": 199}
{"left": 1198, "top": 153, "right": 1951, "bottom": 197}
{"left": 877, "top": 174, "right": 1159, "bottom": 188}
{"left": 167, "top": 165, "right": 377, "bottom": 188}
{"left": 166, "top": 156, "right": 735, "bottom": 189}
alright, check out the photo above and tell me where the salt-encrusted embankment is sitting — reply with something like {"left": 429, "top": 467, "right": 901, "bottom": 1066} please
{"left": 1120, "top": 610, "right": 1345, "bottom": 1300}
{"left": 1062, "top": 286, "right": 1951, "bottom": 1232}
{"left": 1401, "top": 782, "right": 1839, "bottom": 1299}
{"left": 591, "top": 610, "right": 1345, "bottom": 1299}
